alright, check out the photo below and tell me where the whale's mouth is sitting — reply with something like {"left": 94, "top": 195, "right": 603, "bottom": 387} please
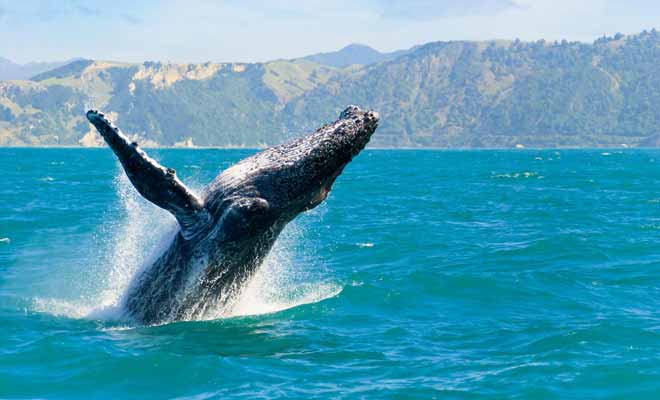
{"left": 306, "top": 163, "right": 346, "bottom": 209}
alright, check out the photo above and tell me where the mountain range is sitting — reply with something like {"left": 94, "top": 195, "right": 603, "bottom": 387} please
{"left": 0, "top": 58, "right": 83, "bottom": 81}
{"left": 300, "top": 43, "right": 412, "bottom": 68}
{"left": 2, "top": 31, "right": 660, "bottom": 148}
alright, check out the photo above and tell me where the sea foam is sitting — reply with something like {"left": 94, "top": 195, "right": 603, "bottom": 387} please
{"left": 34, "top": 167, "right": 339, "bottom": 324}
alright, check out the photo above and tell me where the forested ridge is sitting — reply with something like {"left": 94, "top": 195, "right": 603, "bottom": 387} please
{"left": 2, "top": 30, "right": 660, "bottom": 148}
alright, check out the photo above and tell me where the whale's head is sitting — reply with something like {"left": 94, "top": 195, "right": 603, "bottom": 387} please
{"left": 208, "top": 106, "right": 379, "bottom": 228}
{"left": 259, "top": 106, "right": 378, "bottom": 217}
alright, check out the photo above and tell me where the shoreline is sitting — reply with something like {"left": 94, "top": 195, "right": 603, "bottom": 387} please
{"left": 0, "top": 145, "right": 649, "bottom": 151}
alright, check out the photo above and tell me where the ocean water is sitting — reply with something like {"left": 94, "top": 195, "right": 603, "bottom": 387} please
{"left": 2, "top": 148, "right": 660, "bottom": 399}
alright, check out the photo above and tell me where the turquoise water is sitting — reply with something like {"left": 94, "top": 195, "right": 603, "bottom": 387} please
{"left": 2, "top": 148, "right": 660, "bottom": 398}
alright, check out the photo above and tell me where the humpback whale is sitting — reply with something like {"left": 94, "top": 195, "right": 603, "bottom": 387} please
{"left": 86, "top": 106, "right": 379, "bottom": 324}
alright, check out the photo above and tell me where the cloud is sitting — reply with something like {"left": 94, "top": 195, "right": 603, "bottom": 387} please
{"left": 76, "top": 5, "right": 101, "bottom": 17}
{"left": 0, "top": 1, "right": 79, "bottom": 21}
{"left": 0, "top": 0, "right": 658, "bottom": 64}
{"left": 0, "top": 1, "right": 147, "bottom": 22}
{"left": 121, "top": 12, "right": 143, "bottom": 25}
{"left": 367, "top": 0, "right": 524, "bottom": 20}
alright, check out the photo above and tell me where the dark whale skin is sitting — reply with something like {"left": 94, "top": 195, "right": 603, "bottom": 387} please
{"left": 86, "top": 106, "right": 379, "bottom": 324}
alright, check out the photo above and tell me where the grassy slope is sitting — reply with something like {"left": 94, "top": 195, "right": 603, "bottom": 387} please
{"left": 3, "top": 30, "right": 660, "bottom": 147}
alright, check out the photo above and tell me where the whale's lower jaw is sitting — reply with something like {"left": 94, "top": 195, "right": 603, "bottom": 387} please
{"left": 86, "top": 106, "right": 378, "bottom": 325}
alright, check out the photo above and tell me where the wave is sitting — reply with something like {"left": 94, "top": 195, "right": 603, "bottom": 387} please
{"left": 33, "top": 168, "right": 339, "bottom": 324}
{"left": 492, "top": 171, "right": 540, "bottom": 179}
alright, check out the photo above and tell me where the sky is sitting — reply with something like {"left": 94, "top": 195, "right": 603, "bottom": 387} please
{"left": 0, "top": 0, "right": 659, "bottom": 64}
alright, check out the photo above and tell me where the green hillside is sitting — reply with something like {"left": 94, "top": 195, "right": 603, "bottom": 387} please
{"left": 3, "top": 30, "right": 660, "bottom": 147}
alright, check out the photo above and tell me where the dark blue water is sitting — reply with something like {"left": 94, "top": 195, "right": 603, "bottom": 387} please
{"left": 2, "top": 148, "right": 660, "bottom": 399}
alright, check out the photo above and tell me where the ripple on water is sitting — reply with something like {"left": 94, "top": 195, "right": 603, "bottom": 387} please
{"left": 5, "top": 149, "right": 660, "bottom": 398}
{"left": 28, "top": 167, "right": 342, "bottom": 325}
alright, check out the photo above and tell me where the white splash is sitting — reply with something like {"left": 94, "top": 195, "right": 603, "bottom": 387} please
{"left": 33, "top": 297, "right": 92, "bottom": 319}
{"left": 198, "top": 204, "right": 340, "bottom": 320}
{"left": 33, "top": 170, "right": 178, "bottom": 320}
{"left": 34, "top": 167, "right": 339, "bottom": 323}
{"left": 224, "top": 223, "right": 340, "bottom": 318}
{"left": 0, "top": 237, "right": 9, "bottom": 244}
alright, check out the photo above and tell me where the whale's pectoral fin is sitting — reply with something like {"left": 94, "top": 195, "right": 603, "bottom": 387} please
{"left": 86, "top": 110, "right": 210, "bottom": 239}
